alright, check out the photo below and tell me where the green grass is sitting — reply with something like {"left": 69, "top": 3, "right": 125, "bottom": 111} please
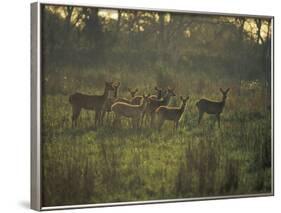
{"left": 41, "top": 87, "right": 272, "bottom": 206}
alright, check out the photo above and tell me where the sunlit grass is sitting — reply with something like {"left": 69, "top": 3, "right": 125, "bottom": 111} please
{"left": 41, "top": 77, "right": 271, "bottom": 206}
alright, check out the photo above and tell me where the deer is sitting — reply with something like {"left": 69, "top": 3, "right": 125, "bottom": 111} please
{"left": 101, "top": 82, "right": 121, "bottom": 124}
{"left": 131, "top": 86, "right": 162, "bottom": 105}
{"left": 69, "top": 81, "right": 115, "bottom": 128}
{"left": 128, "top": 88, "right": 138, "bottom": 98}
{"left": 109, "top": 87, "right": 139, "bottom": 105}
{"left": 148, "top": 86, "right": 163, "bottom": 100}
{"left": 156, "top": 96, "right": 189, "bottom": 131}
{"left": 196, "top": 88, "right": 230, "bottom": 128}
{"left": 111, "top": 94, "right": 150, "bottom": 128}
{"left": 142, "top": 87, "right": 176, "bottom": 127}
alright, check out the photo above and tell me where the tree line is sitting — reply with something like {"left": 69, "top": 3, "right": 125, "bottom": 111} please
{"left": 42, "top": 5, "right": 272, "bottom": 93}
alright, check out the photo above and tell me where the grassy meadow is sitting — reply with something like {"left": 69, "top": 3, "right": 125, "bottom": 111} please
{"left": 41, "top": 68, "right": 272, "bottom": 206}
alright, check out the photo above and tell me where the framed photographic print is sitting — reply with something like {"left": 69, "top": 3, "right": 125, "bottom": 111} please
{"left": 31, "top": 1, "right": 274, "bottom": 211}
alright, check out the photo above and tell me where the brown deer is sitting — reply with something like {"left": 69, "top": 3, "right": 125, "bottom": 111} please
{"left": 128, "top": 88, "right": 138, "bottom": 98}
{"left": 111, "top": 94, "right": 150, "bottom": 128}
{"left": 69, "top": 81, "right": 115, "bottom": 128}
{"left": 196, "top": 88, "right": 230, "bottom": 128}
{"left": 142, "top": 87, "right": 176, "bottom": 127}
{"left": 101, "top": 82, "right": 121, "bottom": 124}
{"left": 156, "top": 96, "right": 189, "bottom": 130}
{"left": 131, "top": 86, "right": 162, "bottom": 105}
{"left": 149, "top": 86, "right": 163, "bottom": 100}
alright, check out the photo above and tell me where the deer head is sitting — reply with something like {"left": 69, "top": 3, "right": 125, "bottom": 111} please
{"left": 180, "top": 96, "right": 189, "bottom": 108}
{"left": 167, "top": 87, "right": 176, "bottom": 97}
{"left": 154, "top": 86, "right": 162, "bottom": 99}
{"left": 114, "top": 81, "right": 121, "bottom": 89}
{"left": 142, "top": 93, "right": 150, "bottom": 102}
{"left": 105, "top": 81, "right": 115, "bottom": 91}
{"left": 128, "top": 88, "right": 138, "bottom": 97}
{"left": 220, "top": 88, "right": 230, "bottom": 101}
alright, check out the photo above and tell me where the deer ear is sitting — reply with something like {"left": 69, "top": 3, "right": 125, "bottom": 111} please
{"left": 186, "top": 96, "right": 190, "bottom": 100}
{"left": 226, "top": 88, "right": 230, "bottom": 93}
{"left": 135, "top": 88, "right": 138, "bottom": 92}
{"left": 180, "top": 96, "right": 183, "bottom": 101}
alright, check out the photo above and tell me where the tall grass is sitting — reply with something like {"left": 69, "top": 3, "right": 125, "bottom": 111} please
{"left": 41, "top": 68, "right": 272, "bottom": 206}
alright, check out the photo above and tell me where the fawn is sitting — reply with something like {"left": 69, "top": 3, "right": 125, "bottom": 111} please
{"left": 69, "top": 81, "right": 115, "bottom": 128}
{"left": 196, "top": 88, "right": 230, "bottom": 128}
{"left": 142, "top": 87, "right": 176, "bottom": 127}
{"left": 111, "top": 94, "right": 150, "bottom": 128}
{"left": 156, "top": 96, "right": 189, "bottom": 130}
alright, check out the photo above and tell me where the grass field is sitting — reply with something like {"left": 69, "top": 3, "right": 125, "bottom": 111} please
{"left": 41, "top": 74, "right": 272, "bottom": 206}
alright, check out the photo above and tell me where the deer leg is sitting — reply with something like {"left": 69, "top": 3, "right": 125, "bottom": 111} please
{"left": 106, "top": 111, "right": 111, "bottom": 125}
{"left": 98, "top": 110, "right": 103, "bottom": 126}
{"left": 99, "top": 108, "right": 106, "bottom": 126}
{"left": 135, "top": 116, "right": 140, "bottom": 129}
{"left": 150, "top": 112, "right": 156, "bottom": 128}
{"left": 140, "top": 111, "right": 146, "bottom": 128}
{"left": 133, "top": 117, "right": 139, "bottom": 129}
{"left": 157, "top": 115, "right": 164, "bottom": 131}
{"left": 198, "top": 111, "right": 204, "bottom": 125}
{"left": 159, "top": 120, "right": 165, "bottom": 131}
{"left": 132, "top": 118, "right": 136, "bottom": 129}
{"left": 138, "top": 115, "right": 142, "bottom": 128}
{"left": 94, "top": 111, "right": 100, "bottom": 128}
{"left": 100, "top": 110, "right": 106, "bottom": 126}
{"left": 72, "top": 106, "right": 81, "bottom": 128}
{"left": 112, "top": 113, "right": 118, "bottom": 127}
{"left": 103, "top": 111, "right": 107, "bottom": 125}
{"left": 130, "top": 118, "right": 133, "bottom": 128}
{"left": 172, "top": 121, "right": 176, "bottom": 131}
{"left": 175, "top": 121, "right": 179, "bottom": 130}
{"left": 71, "top": 106, "right": 75, "bottom": 128}
{"left": 144, "top": 112, "right": 148, "bottom": 126}
{"left": 134, "top": 118, "right": 138, "bottom": 129}
{"left": 217, "top": 114, "right": 221, "bottom": 128}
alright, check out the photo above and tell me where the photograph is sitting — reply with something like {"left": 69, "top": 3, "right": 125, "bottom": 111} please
{"left": 38, "top": 3, "right": 272, "bottom": 208}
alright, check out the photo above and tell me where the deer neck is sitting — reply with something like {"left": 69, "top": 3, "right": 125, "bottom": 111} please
{"left": 163, "top": 95, "right": 171, "bottom": 105}
{"left": 140, "top": 99, "right": 147, "bottom": 111}
{"left": 113, "top": 88, "right": 118, "bottom": 98}
{"left": 221, "top": 97, "right": 226, "bottom": 107}
{"left": 157, "top": 91, "right": 161, "bottom": 99}
{"left": 180, "top": 103, "right": 186, "bottom": 113}
{"left": 180, "top": 103, "right": 186, "bottom": 114}
{"left": 102, "top": 87, "right": 110, "bottom": 99}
